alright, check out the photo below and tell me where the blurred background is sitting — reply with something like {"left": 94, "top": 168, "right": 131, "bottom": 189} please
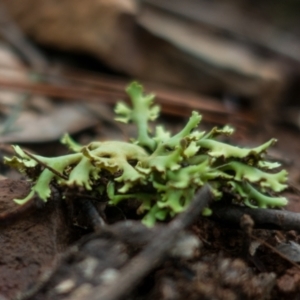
{"left": 1, "top": 2, "right": 300, "bottom": 298}
{"left": 0, "top": 0, "right": 299, "bottom": 147}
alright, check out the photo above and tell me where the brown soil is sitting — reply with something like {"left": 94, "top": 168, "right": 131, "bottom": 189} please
{"left": 0, "top": 179, "right": 75, "bottom": 299}
{"left": 0, "top": 124, "right": 299, "bottom": 300}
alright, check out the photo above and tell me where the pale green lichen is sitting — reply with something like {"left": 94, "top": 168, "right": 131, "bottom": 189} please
{"left": 4, "top": 82, "right": 288, "bottom": 227}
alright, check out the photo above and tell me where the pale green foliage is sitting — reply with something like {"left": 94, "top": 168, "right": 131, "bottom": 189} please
{"left": 4, "top": 82, "right": 288, "bottom": 227}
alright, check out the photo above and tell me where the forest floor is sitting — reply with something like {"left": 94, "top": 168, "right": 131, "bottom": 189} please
{"left": 0, "top": 108, "right": 300, "bottom": 300}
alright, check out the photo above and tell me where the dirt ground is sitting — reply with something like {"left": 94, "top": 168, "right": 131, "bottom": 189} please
{"left": 0, "top": 119, "right": 299, "bottom": 300}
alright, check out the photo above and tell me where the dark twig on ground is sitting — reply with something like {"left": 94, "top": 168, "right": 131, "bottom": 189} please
{"left": 211, "top": 202, "right": 300, "bottom": 232}
{"left": 85, "top": 185, "right": 213, "bottom": 300}
{"left": 23, "top": 150, "right": 68, "bottom": 180}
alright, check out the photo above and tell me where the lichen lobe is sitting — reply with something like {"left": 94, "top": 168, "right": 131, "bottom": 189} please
{"left": 4, "top": 82, "right": 288, "bottom": 227}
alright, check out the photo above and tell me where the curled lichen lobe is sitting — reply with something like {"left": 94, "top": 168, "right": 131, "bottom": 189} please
{"left": 4, "top": 82, "right": 288, "bottom": 227}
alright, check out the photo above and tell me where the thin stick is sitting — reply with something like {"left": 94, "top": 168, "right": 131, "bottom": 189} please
{"left": 211, "top": 202, "right": 300, "bottom": 232}
{"left": 86, "top": 185, "right": 213, "bottom": 300}
{"left": 23, "top": 150, "right": 68, "bottom": 180}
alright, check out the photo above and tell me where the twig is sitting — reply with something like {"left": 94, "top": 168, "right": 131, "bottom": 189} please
{"left": 85, "top": 185, "right": 213, "bottom": 300}
{"left": 0, "top": 75, "right": 254, "bottom": 125}
{"left": 23, "top": 150, "right": 68, "bottom": 180}
{"left": 211, "top": 202, "right": 300, "bottom": 232}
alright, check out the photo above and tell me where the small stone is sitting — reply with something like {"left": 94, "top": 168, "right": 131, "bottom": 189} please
{"left": 99, "top": 268, "right": 120, "bottom": 284}
{"left": 170, "top": 232, "right": 202, "bottom": 259}
{"left": 54, "top": 279, "right": 76, "bottom": 294}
